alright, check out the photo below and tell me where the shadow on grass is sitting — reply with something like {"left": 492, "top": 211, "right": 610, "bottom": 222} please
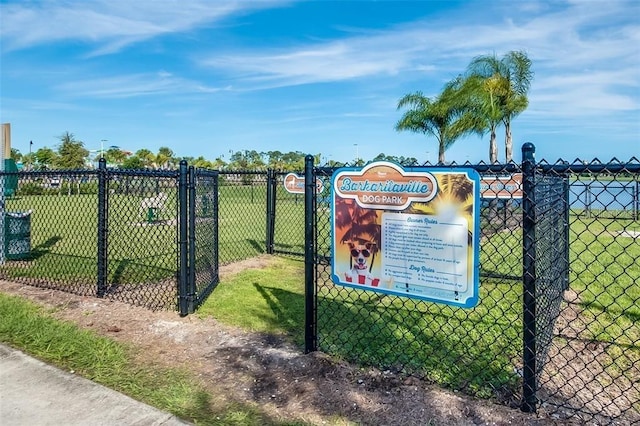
{"left": 247, "top": 239, "right": 266, "bottom": 254}
{"left": 252, "top": 283, "right": 305, "bottom": 345}
{"left": 28, "top": 236, "right": 63, "bottom": 260}
{"left": 317, "top": 292, "right": 522, "bottom": 400}
{"left": 248, "top": 279, "right": 521, "bottom": 402}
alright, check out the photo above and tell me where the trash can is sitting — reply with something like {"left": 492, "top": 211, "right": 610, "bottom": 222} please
{"left": 4, "top": 211, "right": 32, "bottom": 260}
{"left": 146, "top": 207, "right": 158, "bottom": 223}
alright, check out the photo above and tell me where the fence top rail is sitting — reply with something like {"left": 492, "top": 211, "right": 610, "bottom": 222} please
{"left": 0, "top": 169, "right": 99, "bottom": 177}
{"left": 0, "top": 168, "right": 182, "bottom": 178}
{"left": 108, "top": 168, "right": 178, "bottom": 178}
{"left": 536, "top": 161, "right": 640, "bottom": 175}
{"left": 314, "top": 163, "right": 523, "bottom": 174}
{"left": 219, "top": 170, "right": 268, "bottom": 176}
{"left": 193, "top": 168, "right": 219, "bottom": 178}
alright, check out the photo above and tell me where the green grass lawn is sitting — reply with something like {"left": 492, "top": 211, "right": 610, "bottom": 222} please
{"left": 2, "top": 188, "right": 638, "bottom": 405}
{"left": 1, "top": 193, "right": 178, "bottom": 284}
{"left": 0, "top": 292, "right": 304, "bottom": 425}
{"left": 196, "top": 212, "right": 639, "bottom": 401}
{"left": 0, "top": 185, "right": 307, "bottom": 282}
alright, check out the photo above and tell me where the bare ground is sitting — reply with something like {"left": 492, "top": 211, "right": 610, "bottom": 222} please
{"left": 0, "top": 258, "right": 581, "bottom": 426}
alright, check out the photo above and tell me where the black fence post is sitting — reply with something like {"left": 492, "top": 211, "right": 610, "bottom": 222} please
{"left": 178, "top": 160, "right": 189, "bottom": 317}
{"left": 97, "top": 158, "right": 107, "bottom": 297}
{"left": 266, "top": 169, "right": 276, "bottom": 254}
{"left": 633, "top": 178, "right": 640, "bottom": 220}
{"left": 563, "top": 176, "right": 570, "bottom": 290}
{"left": 188, "top": 165, "right": 196, "bottom": 314}
{"left": 213, "top": 172, "right": 220, "bottom": 285}
{"left": 521, "top": 142, "right": 537, "bottom": 413}
{"left": 304, "top": 155, "right": 317, "bottom": 353}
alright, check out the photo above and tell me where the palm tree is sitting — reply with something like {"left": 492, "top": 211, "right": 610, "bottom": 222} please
{"left": 131, "top": 149, "right": 153, "bottom": 168}
{"left": 155, "top": 147, "right": 174, "bottom": 169}
{"left": 467, "top": 51, "right": 533, "bottom": 162}
{"left": 457, "top": 73, "right": 506, "bottom": 164}
{"left": 396, "top": 77, "right": 482, "bottom": 164}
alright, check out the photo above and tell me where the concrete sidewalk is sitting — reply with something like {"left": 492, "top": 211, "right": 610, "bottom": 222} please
{"left": 0, "top": 344, "right": 190, "bottom": 425}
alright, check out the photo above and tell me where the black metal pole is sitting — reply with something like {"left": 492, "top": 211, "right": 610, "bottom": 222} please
{"left": 178, "top": 160, "right": 189, "bottom": 316}
{"left": 96, "top": 158, "right": 107, "bottom": 297}
{"left": 304, "top": 155, "right": 317, "bottom": 353}
{"left": 633, "top": 177, "right": 640, "bottom": 220}
{"left": 521, "top": 142, "right": 537, "bottom": 413}
{"left": 563, "top": 175, "right": 570, "bottom": 290}
{"left": 270, "top": 171, "right": 277, "bottom": 252}
{"left": 188, "top": 165, "right": 196, "bottom": 314}
{"left": 265, "top": 169, "right": 275, "bottom": 254}
{"left": 213, "top": 172, "right": 220, "bottom": 285}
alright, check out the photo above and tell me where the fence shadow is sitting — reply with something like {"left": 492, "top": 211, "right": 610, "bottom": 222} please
{"left": 252, "top": 283, "right": 304, "bottom": 344}
{"left": 29, "top": 236, "right": 63, "bottom": 259}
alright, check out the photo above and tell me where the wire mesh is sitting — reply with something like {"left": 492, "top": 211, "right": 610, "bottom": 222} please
{"left": 0, "top": 169, "right": 181, "bottom": 310}
{"left": 190, "top": 168, "right": 219, "bottom": 309}
{"left": 313, "top": 162, "right": 525, "bottom": 403}
{"left": 0, "top": 170, "right": 100, "bottom": 293}
{"left": 217, "top": 171, "right": 268, "bottom": 264}
{"left": 533, "top": 160, "right": 640, "bottom": 424}
{"left": 102, "top": 169, "right": 180, "bottom": 310}
{"left": 273, "top": 171, "right": 306, "bottom": 256}
{"left": 311, "top": 158, "right": 639, "bottom": 423}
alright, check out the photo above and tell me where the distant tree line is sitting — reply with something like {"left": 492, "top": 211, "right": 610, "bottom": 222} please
{"left": 11, "top": 132, "right": 320, "bottom": 172}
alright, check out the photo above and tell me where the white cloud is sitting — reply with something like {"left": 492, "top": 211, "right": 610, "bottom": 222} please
{"left": 0, "top": 0, "right": 289, "bottom": 54}
{"left": 196, "top": 0, "right": 639, "bottom": 121}
{"left": 55, "top": 72, "right": 228, "bottom": 99}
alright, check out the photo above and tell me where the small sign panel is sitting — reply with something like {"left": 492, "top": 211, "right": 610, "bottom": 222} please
{"left": 480, "top": 174, "right": 522, "bottom": 199}
{"left": 331, "top": 161, "right": 480, "bottom": 308}
{"left": 283, "top": 173, "right": 324, "bottom": 194}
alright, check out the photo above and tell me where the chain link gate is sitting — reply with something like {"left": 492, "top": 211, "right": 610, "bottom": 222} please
{"left": 181, "top": 166, "right": 220, "bottom": 314}
{"left": 304, "top": 147, "right": 639, "bottom": 424}
{"left": 525, "top": 149, "right": 640, "bottom": 423}
{"left": 0, "top": 160, "right": 220, "bottom": 314}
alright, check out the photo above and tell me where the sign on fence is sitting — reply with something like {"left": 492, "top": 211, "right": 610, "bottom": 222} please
{"left": 480, "top": 173, "right": 522, "bottom": 199}
{"left": 331, "top": 161, "right": 480, "bottom": 308}
{"left": 283, "top": 172, "right": 324, "bottom": 194}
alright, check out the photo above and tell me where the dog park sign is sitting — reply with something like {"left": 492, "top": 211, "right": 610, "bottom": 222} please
{"left": 283, "top": 172, "right": 324, "bottom": 194}
{"left": 331, "top": 161, "right": 480, "bottom": 308}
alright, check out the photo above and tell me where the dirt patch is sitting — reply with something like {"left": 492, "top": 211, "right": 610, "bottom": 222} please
{"left": 1, "top": 262, "right": 562, "bottom": 425}
{"left": 537, "top": 290, "right": 640, "bottom": 424}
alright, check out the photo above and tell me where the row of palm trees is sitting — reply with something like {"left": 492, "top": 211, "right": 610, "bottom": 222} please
{"left": 12, "top": 133, "right": 183, "bottom": 171}
{"left": 396, "top": 51, "right": 533, "bottom": 164}
{"left": 12, "top": 133, "right": 316, "bottom": 172}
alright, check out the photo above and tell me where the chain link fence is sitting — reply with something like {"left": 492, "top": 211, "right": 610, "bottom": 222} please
{"left": 101, "top": 168, "right": 180, "bottom": 309}
{"left": 2, "top": 150, "right": 638, "bottom": 422}
{"left": 311, "top": 161, "right": 527, "bottom": 405}
{"left": 1, "top": 169, "right": 102, "bottom": 293}
{"left": 186, "top": 167, "right": 220, "bottom": 312}
{"left": 271, "top": 171, "right": 307, "bottom": 256}
{"left": 530, "top": 156, "right": 639, "bottom": 423}
{"left": 306, "top": 148, "right": 639, "bottom": 424}
{"left": 0, "top": 165, "right": 180, "bottom": 309}
{"left": 0, "top": 160, "right": 220, "bottom": 313}
{"left": 217, "top": 171, "right": 268, "bottom": 264}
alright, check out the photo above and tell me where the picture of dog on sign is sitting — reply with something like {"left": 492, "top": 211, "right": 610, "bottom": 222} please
{"left": 333, "top": 196, "right": 382, "bottom": 287}
{"left": 344, "top": 241, "right": 380, "bottom": 287}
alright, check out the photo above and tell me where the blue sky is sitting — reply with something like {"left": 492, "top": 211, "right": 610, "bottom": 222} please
{"left": 1, "top": 0, "right": 639, "bottom": 165}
